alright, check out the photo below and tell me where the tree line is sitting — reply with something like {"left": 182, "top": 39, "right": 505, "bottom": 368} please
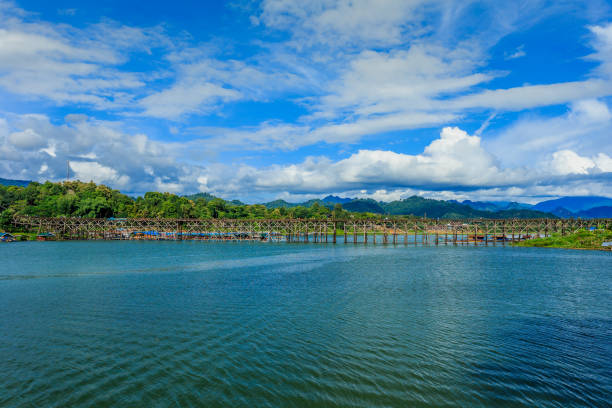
{"left": 0, "top": 181, "right": 365, "bottom": 229}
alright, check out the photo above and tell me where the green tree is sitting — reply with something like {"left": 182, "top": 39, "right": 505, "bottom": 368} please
{"left": 332, "top": 203, "right": 345, "bottom": 218}
{"left": 76, "top": 197, "right": 113, "bottom": 218}
{"left": 207, "top": 198, "right": 227, "bottom": 218}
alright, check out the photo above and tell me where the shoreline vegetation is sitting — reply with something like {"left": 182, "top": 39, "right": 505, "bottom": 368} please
{"left": 513, "top": 229, "right": 612, "bottom": 251}
{"left": 1, "top": 180, "right": 557, "bottom": 230}
{"left": 1, "top": 181, "right": 609, "bottom": 251}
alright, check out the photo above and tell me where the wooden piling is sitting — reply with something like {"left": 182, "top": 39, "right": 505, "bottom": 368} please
{"left": 333, "top": 222, "right": 337, "bottom": 244}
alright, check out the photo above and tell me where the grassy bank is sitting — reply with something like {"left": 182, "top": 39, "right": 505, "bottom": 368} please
{"left": 514, "top": 229, "right": 612, "bottom": 250}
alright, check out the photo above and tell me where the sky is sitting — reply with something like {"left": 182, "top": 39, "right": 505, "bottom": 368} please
{"left": 0, "top": 0, "right": 611, "bottom": 203}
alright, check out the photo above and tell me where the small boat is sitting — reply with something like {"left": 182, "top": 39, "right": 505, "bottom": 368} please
{"left": 36, "top": 233, "right": 56, "bottom": 241}
{"left": 0, "top": 232, "right": 15, "bottom": 242}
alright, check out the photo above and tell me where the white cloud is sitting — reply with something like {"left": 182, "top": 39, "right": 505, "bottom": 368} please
{"left": 0, "top": 0, "right": 611, "bottom": 204}
{"left": 594, "top": 152, "right": 612, "bottom": 172}
{"left": 588, "top": 22, "right": 612, "bottom": 77}
{"left": 69, "top": 161, "right": 130, "bottom": 186}
{"left": 505, "top": 45, "right": 526, "bottom": 60}
{"left": 255, "top": 0, "right": 564, "bottom": 50}
{"left": 448, "top": 80, "right": 612, "bottom": 111}
{"left": 188, "top": 110, "right": 456, "bottom": 151}
{"left": 258, "top": 0, "right": 426, "bottom": 48}
{"left": 226, "top": 127, "right": 511, "bottom": 193}
{"left": 0, "top": 3, "right": 166, "bottom": 109}
{"left": 549, "top": 150, "right": 597, "bottom": 175}
{"left": 548, "top": 149, "right": 612, "bottom": 176}
{"left": 139, "top": 54, "right": 313, "bottom": 119}
{"left": 0, "top": 114, "right": 188, "bottom": 193}
{"left": 1, "top": 114, "right": 610, "bottom": 201}
{"left": 486, "top": 99, "right": 612, "bottom": 167}
{"left": 311, "top": 46, "right": 490, "bottom": 118}
{"left": 8, "top": 128, "right": 46, "bottom": 150}
{"left": 197, "top": 127, "right": 585, "bottom": 197}
{"left": 140, "top": 82, "right": 242, "bottom": 119}
{"left": 572, "top": 98, "right": 612, "bottom": 122}
{"left": 195, "top": 126, "right": 611, "bottom": 200}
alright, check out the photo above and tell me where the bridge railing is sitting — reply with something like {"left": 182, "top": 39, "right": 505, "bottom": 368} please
{"left": 11, "top": 215, "right": 611, "bottom": 244}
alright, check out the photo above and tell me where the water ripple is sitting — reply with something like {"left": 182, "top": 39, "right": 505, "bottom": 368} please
{"left": 1, "top": 242, "right": 611, "bottom": 407}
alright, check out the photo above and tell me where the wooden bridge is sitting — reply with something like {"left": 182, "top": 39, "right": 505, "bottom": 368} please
{"left": 12, "top": 216, "right": 611, "bottom": 245}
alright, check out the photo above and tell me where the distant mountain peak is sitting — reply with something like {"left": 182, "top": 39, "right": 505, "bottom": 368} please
{"left": 0, "top": 178, "right": 31, "bottom": 187}
{"left": 533, "top": 196, "right": 612, "bottom": 213}
{"left": 321, "top": 195, "right": 352, "bottom": 204}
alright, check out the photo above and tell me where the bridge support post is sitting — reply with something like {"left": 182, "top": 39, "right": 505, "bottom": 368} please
{"left": 333, "top": 222, "right": 337, "bottom": 244}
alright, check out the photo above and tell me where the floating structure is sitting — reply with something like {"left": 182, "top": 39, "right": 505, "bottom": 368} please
{"left": 36, "top": 232, "right": 56, "bottom": 241}
{"left": 0, "top": 232, "right": 15, "bottom": 242}
{"left": 12, "top": 216, "right": 612, "bottom": 246}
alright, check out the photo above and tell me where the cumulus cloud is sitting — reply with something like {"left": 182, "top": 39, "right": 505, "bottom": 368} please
{"left": 1, "top": 114, "right": 610, "bottom": 201}
{"left": 549, "top": 150, "right": 612, "bottom": 175}
{"left": 197, "top": 127, "right": 610, "bottom": 197}
{"left": 0, "top": 114, "right": 190, "bottom": 193}
{"left": 550, "top": 150, "right": 598, "bottom": 175}
{"left": 7, "top": 128, "right": 46, "bottom": 150}
{"left": 69, "top": 161, "right": 130, "bottom": 187}
{"left": 205, "top": 127, "right": 511, "bottom": 195}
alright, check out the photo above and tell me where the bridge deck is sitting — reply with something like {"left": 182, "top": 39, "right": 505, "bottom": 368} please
{"left": 12, "top": 216, "right": 611, "bottom": 245}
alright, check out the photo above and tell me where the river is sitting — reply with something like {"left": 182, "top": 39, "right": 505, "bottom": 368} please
{"left": 1, "top": 241, "right": 610, "bottom": 407}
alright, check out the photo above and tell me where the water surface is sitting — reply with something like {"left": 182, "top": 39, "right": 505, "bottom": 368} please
{"left": 1, "top": 241, "right": 610, "bottom": 407}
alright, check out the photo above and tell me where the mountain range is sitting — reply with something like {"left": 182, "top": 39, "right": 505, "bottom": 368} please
{"left": 1, "top": 178, "right": 610, "bottom": 218}
{"left": 261, "top": 196, "right": 554, "bottom": 219}
{"left": 0, "top": 178, "right": 31, "bottom": 187}
{"left": 458, "top": 196, "right": 612, "bottom": 219}
{"left": 261, "top": 195, "right": 612, "bottom": 218}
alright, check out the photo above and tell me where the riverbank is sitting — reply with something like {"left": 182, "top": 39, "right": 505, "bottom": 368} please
{"left": 514, "top": 229, "right": 612, "bottom": 250}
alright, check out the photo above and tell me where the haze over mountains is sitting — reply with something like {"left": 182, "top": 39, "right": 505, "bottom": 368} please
{"left": 260, "top": 195, "right": 612, "bottom": 219}
{"left": 2, "top": 178, "right": 611, "bottom": 218}
{"left": 459, "top": 197, "right": 612, "bottom": 219}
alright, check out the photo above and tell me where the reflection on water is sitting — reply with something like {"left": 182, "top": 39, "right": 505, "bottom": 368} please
{"left": 1, "top": 241, "right": 610, "bottom": 407}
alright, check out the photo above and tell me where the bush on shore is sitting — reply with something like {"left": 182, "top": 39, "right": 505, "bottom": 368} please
{"left": 514, "top": 229, "right": 612, "bottom": 250}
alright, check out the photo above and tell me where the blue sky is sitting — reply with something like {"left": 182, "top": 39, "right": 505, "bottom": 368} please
{"left": 1, "top": 0, "right": 611, "bottom": 203}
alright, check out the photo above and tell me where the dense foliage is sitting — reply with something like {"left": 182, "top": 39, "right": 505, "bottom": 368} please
{"left": 0, "top": 181, "right": 353, "bottom": 230}
{"left": 0, "top": 180, "right": 557, "bottom": 231}
{"left": 514, "top": 229, "right": 612, "bottom": 250}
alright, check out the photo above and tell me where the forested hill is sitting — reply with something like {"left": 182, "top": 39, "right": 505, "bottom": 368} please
{"left": 264, "top": 196, "right": 554, "bottom": 219}
{"left": 379, "top": 196, "right": 553, "bottom": 218}
{"left": 1, "top": 180, "right": 555, "bottom": 229}
{"left": 0, "top": 181, "right": 348, "bottom": 225}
